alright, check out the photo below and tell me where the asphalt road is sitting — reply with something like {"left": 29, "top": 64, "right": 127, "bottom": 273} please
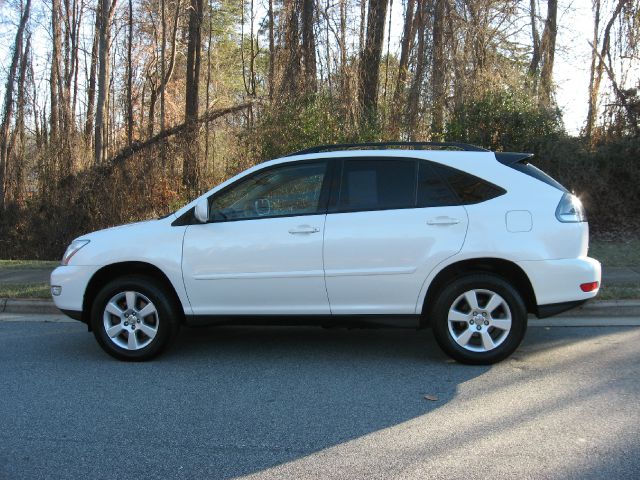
{"left": 1, "top": 316, "right": 639, "bottom": 480}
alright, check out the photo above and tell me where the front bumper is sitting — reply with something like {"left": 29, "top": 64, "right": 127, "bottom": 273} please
{"left": 50, "top": 265, "right": 101, "bottom": 318}
{"left": 517, "top": 256, "right": 602, "bottom": 312}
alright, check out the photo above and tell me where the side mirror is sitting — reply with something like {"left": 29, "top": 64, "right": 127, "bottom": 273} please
{"left": 194, "top": 197, "right": 209, "bottom": 223}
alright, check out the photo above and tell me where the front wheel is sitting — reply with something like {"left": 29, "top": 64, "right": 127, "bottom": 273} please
{"left": 90, "top": 275, "right": 180, "bottom": 361}
{"left": 430, "top": 273, "right": 527, "bottom": 365}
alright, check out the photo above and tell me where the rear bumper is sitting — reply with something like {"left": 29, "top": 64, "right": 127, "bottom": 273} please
{"left": 517, "top": 257, "right": 602, "bottom": 314}
{"left": 536, "top": 299, "right": 588, "bottom": 318}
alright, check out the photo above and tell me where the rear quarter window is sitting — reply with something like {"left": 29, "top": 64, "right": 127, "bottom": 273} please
{"left": 431, "top": 163, "right": 506, "bottom": 205}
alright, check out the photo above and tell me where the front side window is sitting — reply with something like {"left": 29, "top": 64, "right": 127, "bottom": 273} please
{"left": 337, "top": 158, "right": 417, "bottom": 211}
{"left": 209, "top": 161, "right": 327, "bottom": 221}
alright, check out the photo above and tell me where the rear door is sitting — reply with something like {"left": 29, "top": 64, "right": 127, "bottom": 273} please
{"left": 323, "top": 157, "right": 468, "bottom": 314}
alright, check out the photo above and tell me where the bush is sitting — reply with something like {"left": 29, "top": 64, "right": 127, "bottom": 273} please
{"left": 247, "top": 94, "right": 360, "bottom": 160}
{"left": 446, "top": 90, "right": 563, "bottom": 152}
{"left": 534, "top": 136, "right": 640, "bottom": 234}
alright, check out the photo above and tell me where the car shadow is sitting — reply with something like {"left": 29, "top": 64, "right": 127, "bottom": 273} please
{"left": 155, "top": 325, "right": 489, "bottom": 478}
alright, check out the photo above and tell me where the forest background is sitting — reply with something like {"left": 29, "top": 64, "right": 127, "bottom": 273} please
{"left": 0, "top": 0, "right": 638, "bottom": 259}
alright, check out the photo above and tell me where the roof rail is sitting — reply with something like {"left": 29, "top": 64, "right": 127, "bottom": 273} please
{"left": 285, "top": 141, "right": 490, "bottom": 157}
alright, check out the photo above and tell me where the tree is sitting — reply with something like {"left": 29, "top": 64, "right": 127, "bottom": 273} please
{"left": 183, "top": 0, "right": 204, "bottom": 193}
{"left": 431, "top": 0, "right": 446, "bottom": 137}
{"left": 0, "top": 0, "right": 31, "bottom": 209}
{"left": 358, "top": 0, "right": 390, "bottom": 132}
{"left": 585, "top": 0, "right": 628, "bottom": 142}
{"left": 94, "top": 0, "right": 118, "bottom": 165}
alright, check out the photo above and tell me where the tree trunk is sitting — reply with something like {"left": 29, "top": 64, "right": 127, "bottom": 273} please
{"left": 390, "top": 0, "right": 416, "bottom": 137}
{"left": 279, "top": 0, "right": 302, "bottom": 98}
{"left": 183, "top": 0, "right": 204, "bottom": 194}
{"left": 527, "top": 0, "right": 541, "bottom": 92}
{"left": 358, "top": 0, "right": 390, "bottom": 133}
{"left": 127, "top": 0, "right": 134, "bottom": 144}
{"left": 94, "top": 0, "right": 117, "bottom": 165}
{"left": 85, "top": 3, "right": 101, "bottom": 141}
{"left": 268, "top": 0, "right": 275, "bottom": 100}
{"left": 431, "top": 0, "right": 446, "bottom": 138}
{"left": 539, "top": 0, "right": 558, "bottom": 106}
{"left": 0, "top": 0, "right": 31, "bottom": 209}
{"left": 585, "top": 0, "right": 601, "bottom": 141}
{"left": 50, "top": 0, "right": 63, "bottom": 140}
{"left": 405, "top": 0, "right": 428, "bottom": 139}
{"left": 301, "top": 0, "right": 317, "bottom": 91}
{"left": 585, "top": 0, "right": 627, "bottom": 143}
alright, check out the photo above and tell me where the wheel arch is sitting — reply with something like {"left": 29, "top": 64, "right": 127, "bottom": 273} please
{"left": 82, "top": 261, "right": 186, "bottom": 328}
{"left": 420, "top": 257, "right": 537, "bottom": 325}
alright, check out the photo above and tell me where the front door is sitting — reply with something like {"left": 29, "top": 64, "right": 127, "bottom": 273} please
{"left": 182, "top": 160, "right": 331, "bottom": 315}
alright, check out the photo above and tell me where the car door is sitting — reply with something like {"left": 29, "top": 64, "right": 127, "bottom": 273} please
{"left": 323, "top": 157, "right": 469, "bottom": 315}
{"left": 182, "top": 160, "right": 332, "bottom": 315}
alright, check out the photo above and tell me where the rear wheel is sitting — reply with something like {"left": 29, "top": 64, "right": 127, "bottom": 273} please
{"left": 90, "top": 275, "right": 180, "bottom": 361}
{"left": 430, "top": 273, "right": 527, "bottom": 364}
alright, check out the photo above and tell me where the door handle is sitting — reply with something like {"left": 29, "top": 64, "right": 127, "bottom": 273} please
{"left": 288, "top": 225, "right": 320, "bottom": 234}
{"left": 427, "top": 217, "right": 461, "bottom": 226}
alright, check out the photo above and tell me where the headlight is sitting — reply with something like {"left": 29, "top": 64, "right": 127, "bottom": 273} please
{"left": 555, "top": 193, "right": 587, "bottom": 223}
{"left": 61, "top": 239, "right": 90, "bottom": 265}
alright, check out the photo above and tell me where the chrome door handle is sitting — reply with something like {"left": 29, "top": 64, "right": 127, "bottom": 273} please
{"left": 427, "top": 217, "right": 461, "bottom": 226}
{"left": 288, "top": 225, "right": 320, "bottom": 234}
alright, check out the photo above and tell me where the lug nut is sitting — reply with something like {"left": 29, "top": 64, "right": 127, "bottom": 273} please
{"left": 484, "top": 320, "right": 489, "bottom": 325}
{"left": 482, "top": 312, "right": 487, "bottom": 317}
{"left": 476, "top": 325, "right": 482, "bottom": 331}
{"left": 124, "top": 321, "right": 129, "bottom": 326}
{"left": 469, "top": 319, "right": 475, "bottom": 325}
{"left": 136, "top": 319, "right": 140, "bottom": 323}
{"left": 125, "top": 313, "right": 129, "bottom": 318}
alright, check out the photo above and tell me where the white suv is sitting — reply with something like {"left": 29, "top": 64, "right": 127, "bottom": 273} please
{"left": 51, "top": 142, "right": 601, "bottom": 364}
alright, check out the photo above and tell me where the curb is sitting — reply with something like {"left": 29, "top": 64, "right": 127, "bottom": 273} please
{"left": 0, "top": 298, "right": 638, "bottom": 317}
{"left": 558, "top": 300, "right": 640, "bottom": 318}
{"left": 0, "top": 298, "right": 61, "bottom": 314}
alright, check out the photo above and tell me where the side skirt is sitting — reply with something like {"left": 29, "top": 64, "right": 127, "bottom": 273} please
{"left": 184, "top": 314, "right": 422, "bottom": 329}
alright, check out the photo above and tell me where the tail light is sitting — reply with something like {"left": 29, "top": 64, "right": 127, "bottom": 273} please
{"left": 555, "top": 193, "right": 587, "bottom": 223}
{"left": 580, "top": 282, "right": 599, "bottom": 292}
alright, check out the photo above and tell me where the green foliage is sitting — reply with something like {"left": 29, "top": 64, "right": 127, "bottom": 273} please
{"left": 446, "top": 90, "right": 563, "bottom": 152}
{"left": 249, "top": 94, "right": 360, "bottom": 160}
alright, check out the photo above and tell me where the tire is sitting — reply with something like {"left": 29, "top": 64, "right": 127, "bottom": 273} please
{"left": 430, "top": 273, "right": 527, "bottom": 365}
{"left": 90, "top": 275, "right": 181, "bottom": 361}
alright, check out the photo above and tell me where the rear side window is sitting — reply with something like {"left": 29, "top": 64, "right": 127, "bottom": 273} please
{"left": 418, "top": 162, "right": 459, "bottom": 207}
{"left": 337, "top": 158, "right": 417, "bottom": 211}
{"left": 431, "top": 163, "right": 505, "bottom": 204}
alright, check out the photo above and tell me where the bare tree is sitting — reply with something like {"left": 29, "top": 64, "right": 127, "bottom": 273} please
{"left": 302, "top": 0, "right": 317, "bottom": 91}
{"left": 585, "top": 0, "right": 628, "bottom": 141}
{"left": 390, "top": 0, "right": 416, "bottom": 137}
{"left": 94, "top": 0, "right": 118, "bottom": 164}
{"left": 358, "top": 0, "right": 390, "bottom": 132}
{"left": 0, "top": 0, "right": 31, "bottom": 209}
{"left": 183, "top": 0, "right": 204, "bottom": 193}
{"left": 539, "top": 0, "right": 558, "bottom": 106}
{"left": 431, "top": 0, "right": 446, "bottom": 137}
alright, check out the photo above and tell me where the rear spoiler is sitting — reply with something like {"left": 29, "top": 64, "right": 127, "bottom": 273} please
{"left": 494, "top": 152, "right": 534, "bottom": 165}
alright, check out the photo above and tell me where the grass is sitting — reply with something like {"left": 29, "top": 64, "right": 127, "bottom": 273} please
{"left": 0, "top": 283, "right": 51, "bottom": 299}
{"left": 597, "top": 285, "right": 640, "bottom": 300}
{"left": 0, "top": 260, "right": 59, "bottom": 270}
{"left": 590, "top": 238, "right": 640, "bottom": 267}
